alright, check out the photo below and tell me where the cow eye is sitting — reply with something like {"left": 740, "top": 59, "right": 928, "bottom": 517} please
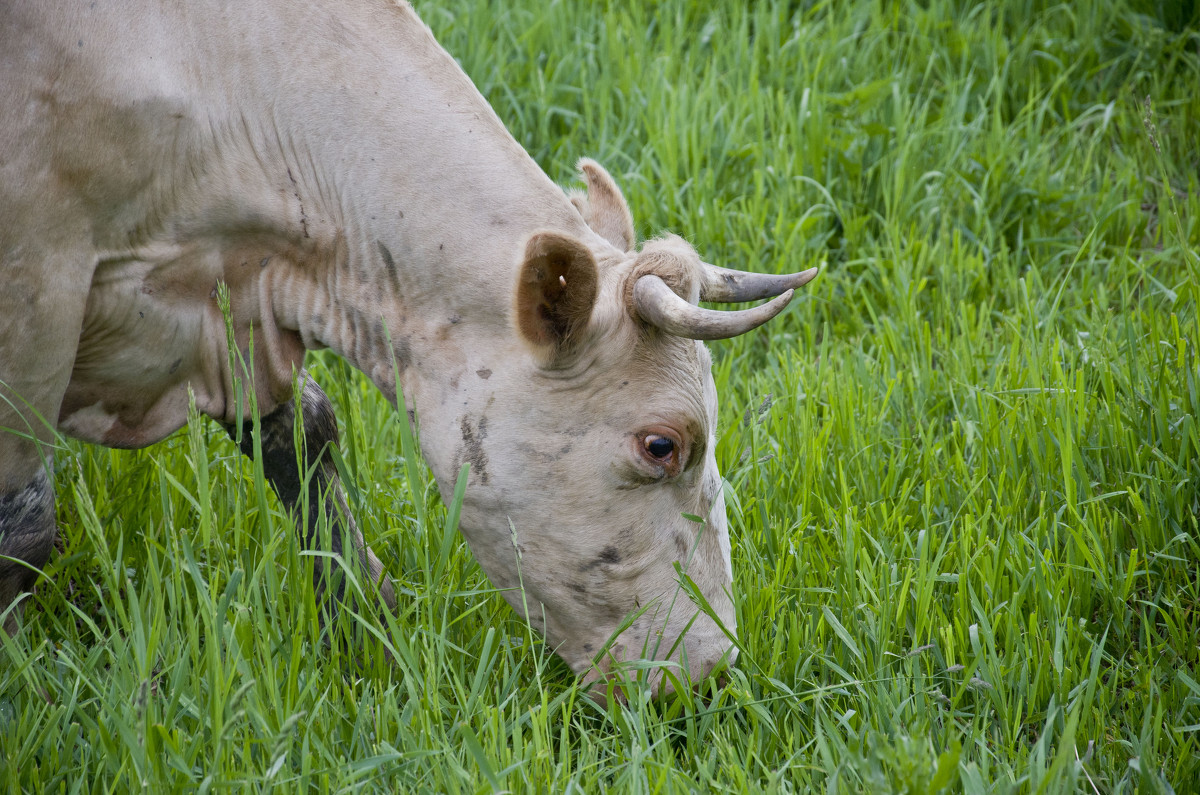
{"left": 644, "top": 435, "right": 675, "bottom": 459}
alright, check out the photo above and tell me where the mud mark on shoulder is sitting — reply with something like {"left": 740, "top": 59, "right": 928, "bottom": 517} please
{"left": 459, "top": 415, "right": 489, "bottom": 484}
{"left": 286, "top": 168, "right": 310, "bottom": 238}
{"left": 379, "top": 326, "right": 411, "bottom": 375}
{"left": 376, "top": 241, "right": 401, "bottom": 290}
{"left": 579, "top": 545, "right": 622, "bottom": 572}
{"left": 517, "top": 441, "right": 559, "bottom": 465}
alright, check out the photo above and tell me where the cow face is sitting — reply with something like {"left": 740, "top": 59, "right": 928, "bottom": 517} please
{"left": 421, "top": 161, "right": 815, "bottom": 699}
{"left": 455, "top": 323, "right": 735, "bottom": 699}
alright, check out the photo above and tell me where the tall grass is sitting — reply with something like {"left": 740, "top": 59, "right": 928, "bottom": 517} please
{"left": 2, "top": 0, "right": 1198, "bottom": 790}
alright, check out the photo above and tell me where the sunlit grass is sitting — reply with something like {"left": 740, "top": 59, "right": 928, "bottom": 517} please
{"left": 2, "top": 0, "right": 1198, "bottom": 791}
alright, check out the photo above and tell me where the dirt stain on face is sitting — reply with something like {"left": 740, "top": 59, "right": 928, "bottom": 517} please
{"left": 459, "top": 415, "right": 489, "bottom": 484}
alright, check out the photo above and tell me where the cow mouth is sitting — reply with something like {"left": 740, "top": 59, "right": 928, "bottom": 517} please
{"left": 577, "top": 641, "right": 735, "bottom": 707}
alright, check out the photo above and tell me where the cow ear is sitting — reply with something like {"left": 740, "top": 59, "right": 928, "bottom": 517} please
{"left": 515, "top": 231, "right": 600, "bottom": 361}
{"left": 578, "top": 158, "right": 636, "bottom": 252}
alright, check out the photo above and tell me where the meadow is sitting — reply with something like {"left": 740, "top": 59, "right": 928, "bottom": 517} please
{"left": 2, "top": 0, "right": 1198, "bottom": 791}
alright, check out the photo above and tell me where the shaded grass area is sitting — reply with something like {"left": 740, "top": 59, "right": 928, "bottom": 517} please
{"left": 2, "top": 0, "right": 1198, "bottom": 790}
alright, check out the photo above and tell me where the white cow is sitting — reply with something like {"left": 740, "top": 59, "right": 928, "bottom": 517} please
{"left": 0, "top": 0, "right": 816, "bottom": 697}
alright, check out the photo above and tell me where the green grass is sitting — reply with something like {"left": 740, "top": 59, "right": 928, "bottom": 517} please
{"left": 3, "top": 0, "right": 1199, "bottom": 790}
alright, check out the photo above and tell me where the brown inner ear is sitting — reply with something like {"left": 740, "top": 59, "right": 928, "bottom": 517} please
{"left": 516, "top": 231, "right": 599, "bottom": 351}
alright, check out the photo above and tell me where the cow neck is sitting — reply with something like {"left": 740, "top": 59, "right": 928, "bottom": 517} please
{"left": 244, "top": 1, "right": 597, "bottom": 412}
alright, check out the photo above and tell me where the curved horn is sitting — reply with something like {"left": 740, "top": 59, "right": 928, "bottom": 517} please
{"left": 699, "top": 264, "right": 819, "bottom": 303}
{"left": 632, "top": 275, "right": 794, "bottom": 340}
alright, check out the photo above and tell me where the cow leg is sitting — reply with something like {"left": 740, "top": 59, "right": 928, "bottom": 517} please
{"left": 0, "top": 467, "right": 57, "bottom": 635}
{"left": 0, "top": 238, "right": 91, "bottom": 635}
{"left": 225, "top": 373, "right": 396, "bottom": 628}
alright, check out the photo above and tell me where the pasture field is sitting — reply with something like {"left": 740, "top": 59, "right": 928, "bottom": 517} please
{"left": 2, "top": 0, "right": 1199, "bottom": 791}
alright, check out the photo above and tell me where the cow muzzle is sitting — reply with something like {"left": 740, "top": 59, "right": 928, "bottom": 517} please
{"left": 579, "top": 627, "right": 738, "bottom": 706}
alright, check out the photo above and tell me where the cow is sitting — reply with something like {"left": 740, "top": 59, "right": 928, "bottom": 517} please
{"left": 0, "top": 0, "right": 816, "bottom": 698}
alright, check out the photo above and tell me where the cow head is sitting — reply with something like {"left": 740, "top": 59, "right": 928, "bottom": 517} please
{"left": 420, "top": 161, "right": 815, "bottom": 700}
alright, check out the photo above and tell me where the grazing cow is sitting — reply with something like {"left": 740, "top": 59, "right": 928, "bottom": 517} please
{"left": 0, "top": 0, "right": 816, "bottom": 697}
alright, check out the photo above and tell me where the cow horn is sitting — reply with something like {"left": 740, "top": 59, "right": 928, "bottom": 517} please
{"left": 699, "top": 264, "right": 819, "bottom": 303}
{"left": 632, "top": 275, "right": 794, "bottom": 340}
